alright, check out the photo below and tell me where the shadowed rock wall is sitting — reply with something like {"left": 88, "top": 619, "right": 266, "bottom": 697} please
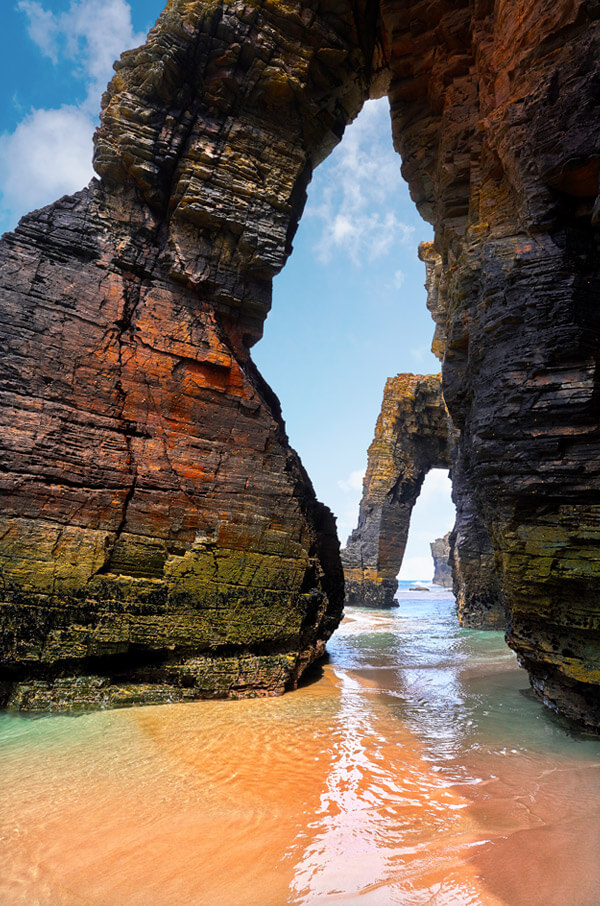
{"left": 421, "top": 241, "right": 506, "bottom": 628}
{"left": 342, "top": 373, "right": 451, "bottom": 607}
{"left": 381, "top": 0, "right": 600, "bottom": 727}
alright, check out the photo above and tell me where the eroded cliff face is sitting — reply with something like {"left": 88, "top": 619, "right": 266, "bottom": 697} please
{"left": 0, "top": 0, "right": 379, "bottom": 710}
{"left": 342, "top": 374, "right": 451, "bottom": 607}
{"left": 382, "top": 0, "right": 600, "bottom": 727}
{"left": 1, "top": 0, "right": 600, "bottom": 727}
{"left": 417, "top": 242, "right": 506, "bottom": 627}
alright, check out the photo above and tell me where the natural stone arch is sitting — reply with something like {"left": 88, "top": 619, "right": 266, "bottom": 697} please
{"left": 342, "top": 374, "right": 452, "bottom": 608}
{"left": 341, "top": 372, "right": 506, "bottom": 627}
{"left": 0, "top": 0, "right": 598, "bottom": 729}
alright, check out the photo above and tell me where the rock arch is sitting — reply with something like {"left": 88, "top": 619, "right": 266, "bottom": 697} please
{"left": 0, "top": 0, "right": 599, "bottom": 728}
{"left": 342, "top": 373, "right": 452, "bottom": 608}
{"left": 341, "top": 372, "right": 506, "bottom": 628}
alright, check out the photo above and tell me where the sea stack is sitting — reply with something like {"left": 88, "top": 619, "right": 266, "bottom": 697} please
{"left": 430, "top": 534, "right": 452, "bottom": 588}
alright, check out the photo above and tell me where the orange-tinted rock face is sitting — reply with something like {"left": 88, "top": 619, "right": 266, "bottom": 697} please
{"left": 1, "top": 0, "right": 600, "bottom": 727}
{"left": 0, "top": 0, "right": 378, "bottom": 709}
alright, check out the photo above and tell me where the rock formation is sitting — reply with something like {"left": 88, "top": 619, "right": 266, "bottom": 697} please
{"left": 341, "top": 373, "right": 505, "bottom": 627}
{"left": 1, "top": 0, "right": 600, "bottom": 728}
{"left": 0, "top": 0, "right": 380, "bottom": 710}
{"left": 430, "top": 534, "right": 452, "bottom": 587}
{"left": 384, "top": 1, "right": 600, "bottom": 728}
{"left": 342, "top": 374, "right": 451, "bottom": 607}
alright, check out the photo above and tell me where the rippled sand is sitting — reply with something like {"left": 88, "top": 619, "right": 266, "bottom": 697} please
{"left": 2, "top": 589, "right": 600, "bottom": 905}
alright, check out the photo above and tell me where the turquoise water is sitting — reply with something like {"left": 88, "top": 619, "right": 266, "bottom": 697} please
{"left": 2, "top": 585, "right": 600, "bottom": 905}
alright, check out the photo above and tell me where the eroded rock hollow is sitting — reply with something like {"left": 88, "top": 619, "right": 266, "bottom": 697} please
{"left": 1, "top": 0, "right": 600, "bottom": 727}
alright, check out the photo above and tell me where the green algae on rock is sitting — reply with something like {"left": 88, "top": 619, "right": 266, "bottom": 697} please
{"left": 1, "top": 0, "right": 600, "bottom": 729}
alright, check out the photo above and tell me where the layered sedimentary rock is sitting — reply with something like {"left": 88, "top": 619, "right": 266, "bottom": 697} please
{"left": 382, "top": 0, "right": 600, "bottom": 727}
{"left": 2, "top": 0, "right": 600, "bottom": 728}
{"left": 342, "top": 374, "right": 451, "bottom": 607}
{"left": 0, "top": 0, "right": 381, "bottom": 710}
{"left": 430, "top": 533, "right": 452, "bottom": 587}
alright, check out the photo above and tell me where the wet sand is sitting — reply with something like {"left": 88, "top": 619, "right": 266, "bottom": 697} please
{"left": 2, "top": 589, "right": 600, "bottom": 905}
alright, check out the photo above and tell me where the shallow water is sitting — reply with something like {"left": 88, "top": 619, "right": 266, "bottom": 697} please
{"left": 2, "top": 584, "right": 600, "bottom": 905}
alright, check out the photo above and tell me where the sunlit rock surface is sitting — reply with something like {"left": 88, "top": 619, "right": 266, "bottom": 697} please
{"left": 0, "top": 0, "right": 381, "bottom": 709}
{"left": 1, "top": 0, "right": 600, "bottom": 726}
{"left": 342, "top": 374, "right": 451, "bottom": 608}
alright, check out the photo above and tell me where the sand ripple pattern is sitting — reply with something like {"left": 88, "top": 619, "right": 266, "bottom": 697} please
{"left": 2, "top": 587, "right": 600, "bottom": 905}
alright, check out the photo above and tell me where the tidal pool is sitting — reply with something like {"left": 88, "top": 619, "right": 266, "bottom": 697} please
{"left": 2, "top": 584, "right": 600, "bottom": 905}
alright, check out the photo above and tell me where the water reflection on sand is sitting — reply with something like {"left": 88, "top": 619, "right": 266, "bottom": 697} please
{"left": 2, "top": 587, "right": 600, "bottom": 905}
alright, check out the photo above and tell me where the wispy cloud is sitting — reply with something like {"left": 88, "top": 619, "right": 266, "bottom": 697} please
{"left": 337, "top": 468, "right": 365, "bottom": 494}
{"left": 336, "top": 467, "right": 366, "bottom": 545}
{"left": 399, "top": 555, "right": 435, "bottom": 582}
{"left": 1, "top": 0, "right": 145, "bottom": 231}
{"left": 409, "top": 343, "right": 432, "bottom": 365}
{"left": 393, "top": 269, "right": 405, "bottom": 289}
{"left": 0, "top": 106, "right": 96, "bottom": 219}
{"left": 308, "top": 98, "right": 414, "bottom": 264}
{"left": 17, "top": 0, "right": 146, "bottom": 106}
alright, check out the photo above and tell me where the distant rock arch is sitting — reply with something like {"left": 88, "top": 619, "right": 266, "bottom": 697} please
{"left": 342, "top": 373, "right": 452, "bottom": 608}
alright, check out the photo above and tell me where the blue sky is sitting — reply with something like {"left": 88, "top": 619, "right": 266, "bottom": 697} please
{"left": 0, "top": 0, "right": 455, "bottom": 580}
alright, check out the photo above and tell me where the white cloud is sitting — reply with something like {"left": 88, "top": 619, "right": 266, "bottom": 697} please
{"left": 409, "top": 344, "right": 431, "bottom": 364}
{"left": 393, "top": 269, "right": 405, "bottom": 289}
{"left": 16, "top": 1, "right": 60, "bottom": 63}
{"left": 308, "top": 97, "right": 414, "bottom": 264}
{"left": 336, "top": 504, "right": 361, "bottom": 548}
{"left": 1, "top": 1, "right": 145, "bottom": 232}
{"left": 0, "top": 106, "right": 95, "bottom": 220}
{"left": 337, "top": 468, "right": 365, "bottom": 494}
{"left": 419, "top": 468, "right": 453, "bottom": 506}
{"left": 399, "top": 555, "right": 434, "bottom": 582}
{"left": 335, "top": 468, "right": 366, "bottom": 545}
{"left": 18, "top": 0, "right": 146, "bottom": 105}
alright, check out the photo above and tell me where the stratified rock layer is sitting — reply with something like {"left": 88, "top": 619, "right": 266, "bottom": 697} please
{"left": 430, "top": 533, "right": 452, "bottom": 588}
{"left": 342, "top": 374, "right": 451, "bottom": 607}
{"left": 382, "top": 0, "right": 600, "bottom": 727}
{"left": 341, "top": 366, "right": 505, "bottom": 625}
{"left": 0, "top": 0, "right": 379, "bottom": 709}
{"left": 422, "top": 242, "right": 506, "bottom": 628}
{"left": 1, "top": 0, "right": 600, "bottom": 728}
